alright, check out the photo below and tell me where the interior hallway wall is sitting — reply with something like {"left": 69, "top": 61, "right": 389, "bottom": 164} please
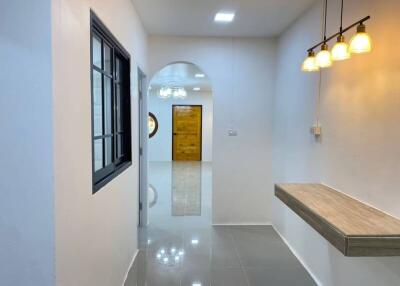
{"left": 52, "top": 0, "right": 147, "bottom": 285}
{"left": 148, "top": 90, "right": 213, "bottom": 162}
{"left": 0, "top": 0, "right": 54, "bottom": 285}
{"left": 149, "top": 36, "right": 276, "bottom": 224}
{"left": 273, "top": 0, "right": 400, "bottom": 285}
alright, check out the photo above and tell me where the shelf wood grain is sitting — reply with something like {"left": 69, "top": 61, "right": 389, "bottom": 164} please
{"left": 275, "top": 183, "right": 400, "bottom": 257}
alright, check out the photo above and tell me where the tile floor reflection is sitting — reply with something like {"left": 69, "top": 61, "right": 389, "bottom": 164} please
{"left": 125, "top": 162, "right": 316, "bottom": 286}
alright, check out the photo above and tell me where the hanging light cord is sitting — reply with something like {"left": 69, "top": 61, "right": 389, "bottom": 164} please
{"left": 323, "top": 0, "right": 328, "bottom": 42}
{"left": 340, "top": 0, "right": 344, "bottom": 33}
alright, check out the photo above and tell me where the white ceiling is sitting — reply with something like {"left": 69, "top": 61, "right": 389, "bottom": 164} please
{"left": 150, "top": 63, "right": 212, "bottom": 92}
{"left": 131, "top": 0, "right": 317, "bottom": 37}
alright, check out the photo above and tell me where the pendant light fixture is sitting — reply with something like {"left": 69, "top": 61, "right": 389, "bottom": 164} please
{"left": 316, "top": 0, "right": 333, "bottom": 68}
{"left": 332, "top": 0, "right": 351, "bottom": 61}
{"left": 302, "top": 50, "right": 319, "bottom": 72}
{"left": 159, "top": 86, "right": 187, "bottom": 99}
{"left": 301, "top": 0, "right": 372, "bottom": 72}
{"left": 349, "top": 22, "right": 372, "bottom": 53}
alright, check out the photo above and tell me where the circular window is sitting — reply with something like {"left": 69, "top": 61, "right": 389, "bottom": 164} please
{"left": 148, "top": 112, "right": 158, "bottom": 138}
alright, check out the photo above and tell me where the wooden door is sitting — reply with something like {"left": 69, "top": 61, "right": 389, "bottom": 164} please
{"left": 172, "top": 105, "right": 202, "bottom": 161}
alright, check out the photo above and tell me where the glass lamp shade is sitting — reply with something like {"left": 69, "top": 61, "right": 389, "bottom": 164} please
{"left": 172, "top": 87, "right": 187, "bottom": 99}
{"left": 350, "top": 24, "right": 372, "bottom": 54}
{"left": 159, "top": 87, "right": 172, "bottom": 99}
{"left": 332, "top": 35, "right": 351, "bottom": 61}
{"left": 301, "top": 51, "right": 319, "bottom": 72}
{"left": 316, "top": 43, "right": 332, "bottom": 68}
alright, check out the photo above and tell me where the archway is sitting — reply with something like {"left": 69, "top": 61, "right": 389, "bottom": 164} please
{"left": 139, "top": 61, "right": 214, "bottom": 235}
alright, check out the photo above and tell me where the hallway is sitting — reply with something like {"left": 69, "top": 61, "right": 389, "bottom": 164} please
{"left": 5, "top": 1, "right": 400, "bottom": 285}
{"left": 125, "top": 162, "right": 316, "bottom": 286}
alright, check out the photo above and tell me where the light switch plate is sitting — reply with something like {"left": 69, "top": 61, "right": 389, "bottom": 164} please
{"left": 311, "top": 123, "right": 322, "bottom": 136}
{"left": 228, "top": 129, "right": 238, "bottom": 136}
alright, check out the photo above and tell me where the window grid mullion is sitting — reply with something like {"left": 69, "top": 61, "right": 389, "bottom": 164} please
{"left": 113, "top": 51, "right": 118, "bottom": 162}
{"left": 101, "top": 39, "right": 106, "bottom": 169}
{"left": 111, "top": 46, "right": 116, "bottom": 165}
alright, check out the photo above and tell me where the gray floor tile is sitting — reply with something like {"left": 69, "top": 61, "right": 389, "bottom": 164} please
{"left": 235, "top": 241, "right": 303, "bottom": 269}
{"left": 211, "top": 268, "right": 250, "bottom": 286}
{"left": 125, "top": 162, "right": 316, "bottom": 286}
{"left": 246, "top": 267, "right": 316, "bottom": 286}
{"left": 180, "top": 266, "right": 211, "bottom": 286}
{"left": 230, "top": 226, "right": 284, "bottom": 246}
{"left": 211, "top": 243, "right": 242, "bottom": 269}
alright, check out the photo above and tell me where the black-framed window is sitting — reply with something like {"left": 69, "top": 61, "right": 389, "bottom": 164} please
{"left": 91, "top": 12, "right": 132, "bottom": 193}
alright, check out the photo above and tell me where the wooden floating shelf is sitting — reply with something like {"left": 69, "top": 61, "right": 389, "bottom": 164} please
{"left": 275, "top": 183, "right": 400, "bottom": 257}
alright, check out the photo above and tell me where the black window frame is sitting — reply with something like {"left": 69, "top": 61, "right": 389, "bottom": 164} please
{"left": 90, "top": 11, "right": 132, "bottom": 194}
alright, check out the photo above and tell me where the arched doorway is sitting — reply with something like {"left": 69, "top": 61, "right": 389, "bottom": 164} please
{"left": 139, "top": 61, "right": 213, "bottom": 233}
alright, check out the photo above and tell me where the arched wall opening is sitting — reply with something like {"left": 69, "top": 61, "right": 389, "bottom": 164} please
{"left": 147, "top": 61, "right": 213, "bottom": 162}
{"left": 141, "top": 61, "right": 214, "bottom": 228}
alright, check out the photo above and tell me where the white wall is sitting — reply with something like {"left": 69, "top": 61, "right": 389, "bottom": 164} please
{"left": 148, "top": 90, "right": 213, "bottom": 162}
{"left": 149, "top": 36, "right": 276, "bottom": 224}
{"left": 52, "top": 0, "right": 147, "bottom": 285}
{"left": 273, "top": 0, "right": 400, "bottom": 285}
{"left": 0, "top": 1, "right": 54, "bottom": 285}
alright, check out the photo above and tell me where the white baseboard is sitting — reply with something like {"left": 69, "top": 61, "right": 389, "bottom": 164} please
{"left": 273, "top": 225, "right": 322, "bottom": 286}
{"left": 121, "top": 249, "right": 139, "bottom": 286}
{"left": 212, "top": 222, "right": 272, "bottom": 226}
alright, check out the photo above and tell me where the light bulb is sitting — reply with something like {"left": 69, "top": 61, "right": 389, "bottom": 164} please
{"left": 350, "top": 23, "right": 372, "bottom": 54}
{"left": 159, "top": 87, "right": 172, "bottom": 99}
{"left": 301, "top": 51, "right": 319, "bottom": 72}
{"left": 172, "top": 87, "right": 187, "bottom": 99}
{"left": 316, "top": 43, "right": 332, "bottom": 68}
{"left": 332, "top": 34, "right": 351, "bottom": 61}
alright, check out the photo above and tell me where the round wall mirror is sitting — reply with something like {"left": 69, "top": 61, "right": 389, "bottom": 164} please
{"left": 148, "top": 112, "right": 158, "bottom": 138}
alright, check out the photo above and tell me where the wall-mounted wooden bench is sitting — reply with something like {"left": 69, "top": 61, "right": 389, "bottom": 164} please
{"left": 275, "top": 184, "right": 400, "bottom": 257}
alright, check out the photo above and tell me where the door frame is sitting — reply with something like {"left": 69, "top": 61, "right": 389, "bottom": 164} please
{"left": 172, "top": 104, "right": 203, "bottom": 161}
{"left": 138, "top": 68, "right": 148, "bottom": 227}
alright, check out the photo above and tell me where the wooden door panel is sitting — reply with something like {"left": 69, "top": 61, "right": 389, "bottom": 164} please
{"left": 173, "top": 106, "right": 202, "bottom": 161}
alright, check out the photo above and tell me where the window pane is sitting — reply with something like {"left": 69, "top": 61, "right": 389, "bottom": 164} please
{"left": 105, "top": 137, "right": 113, "bottom": 166}
{"left": 93, "top": 71, "right": 103, "bottom": 136}
{"left": 116, "top": 85, "right": 120, "bottom": 131}
{"left": 117, "top": 134, "right": 125, "bottom": 158}
{"left": 104, "top": 43, "right": 112, "bottom": 74}
{"left": 115, "top": 58, "right": 120, "bottom": 81}
{"left": 116, "top": 84, "right": 123, "bottom": 132}
{"left": 94, "top": 139, "right": 103, "bottom": 171}
{"left": 104, "top": 77, "right": 113, "bottom": 134}
{"left": 92, "top": 35, "right": 102, "bottom": 68}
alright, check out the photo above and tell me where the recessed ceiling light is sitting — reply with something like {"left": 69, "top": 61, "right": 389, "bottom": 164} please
{"left": 195, "top": 73, "right": 205, "bottom": 78}
{"left": 192, "top": 283, "right": 202, "bottom": 286}
{"left": 193, "top": 87, "right": 201, "bottom": 91}
{"left": 214, "top": 12, "right": 235, "bottom": 23}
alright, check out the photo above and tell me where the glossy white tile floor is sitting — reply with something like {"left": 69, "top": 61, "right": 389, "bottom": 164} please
{"left": 125, "top": 162, "right": 316, "bottom": 286}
